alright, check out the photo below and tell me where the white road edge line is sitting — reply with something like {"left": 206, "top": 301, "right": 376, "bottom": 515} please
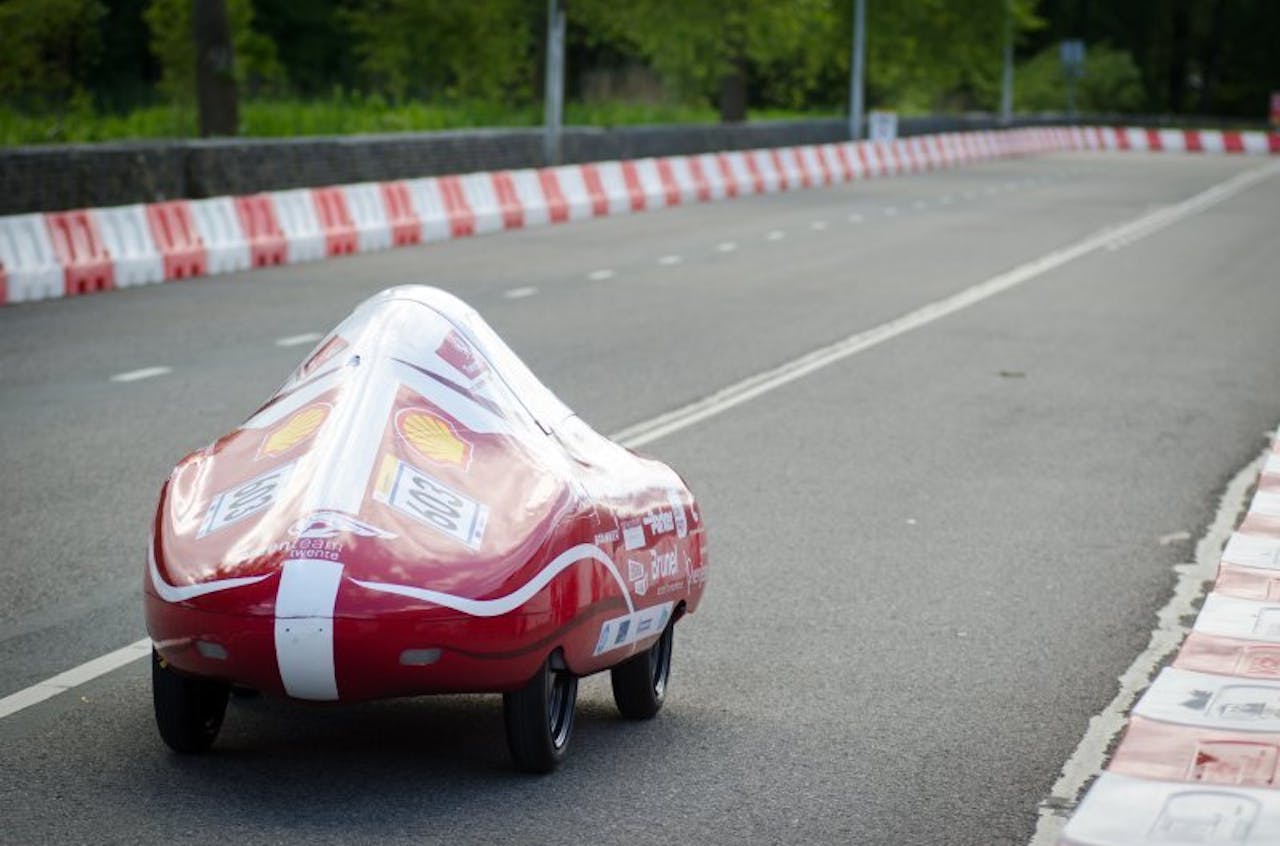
{"left": 504, "top": 286, "right": 539, "bottom": 299}
{"left": 3, "top": 161, "right": 1276, "bottom": 725}
{"left": 275, "top": 332, "right": 323, "bottom": 348}
{"left": 0, "top": 639, "right": 151, "bottom": 718}
{"left": 1025, "top": 444, "right": 1268, "bottom": 846}
{"left": 109, "top": 366, "right": 171, "bottom": 383}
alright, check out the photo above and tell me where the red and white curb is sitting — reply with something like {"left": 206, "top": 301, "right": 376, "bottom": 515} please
{"left": 1056, "top": 439, "right": 1280, "bottom": 845}
{"left": 0, "top": 125, "right": 1276, "bottom": 308}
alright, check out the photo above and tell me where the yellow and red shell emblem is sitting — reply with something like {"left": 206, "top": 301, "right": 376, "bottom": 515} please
{"left": 258, "top": 403, "right": 330, "bottom": 459}
{"left": 395, "top": 407, "right": 473, "bottom": 469}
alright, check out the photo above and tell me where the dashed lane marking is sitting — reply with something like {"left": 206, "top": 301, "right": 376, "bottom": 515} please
{"left": 658, "top": 255, "right": 682, "bottom": 266}
{"left": 766, "top": 230, "right": 785, "bottom": 241}
{"left": 504, "top": 286, "right": 539, "bottom": 299}
{"left": 275, "top": 332, "right": 322, "bottom": 347}
{"left": 109, "top": 366, "right": 171, "bottom": 383}
{"left": 716, "top": 241, "right": 738, "bottom": 253}
{"left": 587, "top": 269, "right": 616, "bottom": 281}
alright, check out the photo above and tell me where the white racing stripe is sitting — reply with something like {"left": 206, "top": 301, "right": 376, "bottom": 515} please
{"left": 274, "top": 559, "right": 344, "bottom": 701}
{"left": 3, "top": 160, "right": 1277, "bottom": 723}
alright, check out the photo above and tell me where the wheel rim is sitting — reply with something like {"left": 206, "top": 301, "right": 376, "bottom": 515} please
{"left": 546, "top": 666, "right": 576, "bottom": 749}
{"left": 650, "top": 626, "right": 673, "bottom": 699}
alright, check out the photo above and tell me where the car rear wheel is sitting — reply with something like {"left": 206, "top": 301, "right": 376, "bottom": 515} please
{"left": 611, "top": 621, "right": 674, "bottom": 719}
{"left": 503, "top": 654, "right": 577, "bottom": 773}
{"left": 152, "top": 648, "right": 230, "bottom": 754}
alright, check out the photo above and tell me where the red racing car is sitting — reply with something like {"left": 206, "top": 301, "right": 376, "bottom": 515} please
{"left": 145, "top": 285, "right": 707, "bottom": 771}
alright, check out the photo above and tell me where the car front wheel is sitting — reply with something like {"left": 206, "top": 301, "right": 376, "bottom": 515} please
{"left": 152, "top": 648, "right": 230, "bottom": 754}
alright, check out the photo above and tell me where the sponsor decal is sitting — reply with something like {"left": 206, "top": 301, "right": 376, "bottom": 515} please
{"left": 297, "top": 335, "right": 348, "bottom": 381}
{"left": 622, "top": 520, "right": 645, "bottom": 551}
{"left": 593, "top": 602, "right": 674, "bottom": 656}
{"left": 593, "top": 528, "right": 620, "bottom": 546}
{"left": 258, "top": 403, "right": 330, "bottom": 459}
{"left": 627, "top": 558, "right": 648, "bottom": 597}
{"left": 667, "top": 490, "right": 689, "bottom": 538}
{"left": 396, "top": 407, "right": 474, "bottom": 470}
{"left": 1151, "top": 791, "right": 1259, "bottom": 842}
{"left": 642, "top": 509, "right": 675, "bottom": 537}
{"left": 436, "top": 329, "right": 488, "bottom": 383}
{"left": 374, "top": 455, "right": 488, "bottom": 550}
{"left": 290, "top": 510, "right": 397, "bottom": 540}
{"left": 199, "top": 461, "right": 295, "bottom": 538}
{"left": 649, "top": 548, "right": 679, "bottom": 581}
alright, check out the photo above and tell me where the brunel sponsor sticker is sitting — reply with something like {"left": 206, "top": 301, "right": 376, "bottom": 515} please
{"left": 199, "top": 461, "right": 295, "bottom": 538}
{"left": 374, "top": 455, "right": 488, "bottom": 550}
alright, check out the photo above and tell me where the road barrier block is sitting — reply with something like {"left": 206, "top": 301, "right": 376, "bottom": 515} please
{"left": 94, "top": 205, "right": 163, "bottom": 287}
{"left": 544, "top": 166, "right": 593, "bottom": 222}
{"left": 436, "top": 176, "right": 477, "bottom": 237}
{"left": 190, "top": 197, "right": 251, "bottom": 275}
{"left": 665, "top": 156, "right": 708, "bottom": 204}
{"left": 46, "top": 210, "right": 114, "bottom": 296}
{"left": 586, "top": 161, "right": 635, "bottom": 216}
{"left": 506, "top": 169, "right": 551, "bottom": 228}
{"left": 0, "top": 214, "right": 62, "bottom": 302}
{"left": 271, "top": 190, "right": 326, "bottom": 264}
{"left": 310, "top": 188, "right": 358, "bottom": 256}
{"left": 403, "top": 178, "right": 455, "bottom": 242}
{"left": 633, "top": 158, "right": 677, "bottom": 209}
{"left": 723, "top": 151, "right": 761, "bottom": 195}
{"left": 575, "top": 164, "right": 610, "bottom": 217}
{"left": 379, "top": 182, "right": 421, "bottom": 246}
{"left": 233, "top": 195, "right": 287, "bottom": 268}
{"left": 453, "top": 172, "right": 502, "bottom": 234}
{"left": 488, "top": 172, "right": 525, "bottom": 230}
{"left": 146, "top": 201, "right": 207, "bottom": 280}
{"left": 341, "top": 183, "right": 393, "bottom": 253}
{"left": 619, "top": 161, "right": 649, "bottom": 212}
{"left": 535, "top": 169, "right": 571, "bottom": 224}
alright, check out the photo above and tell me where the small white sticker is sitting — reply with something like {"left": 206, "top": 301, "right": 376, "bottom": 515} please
{"left": 199, "top": 461, "right": 295, "bottom": 538}
{"left": 667, "top": 490, "right": 689, "bottom": 538}
{"left": 622, "top": 520, "right": 645, "bottom": 551}
{"left": 593, "top": 602, "right": 673, "bottom": 656}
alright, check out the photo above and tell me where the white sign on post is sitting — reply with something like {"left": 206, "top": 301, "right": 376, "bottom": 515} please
{"left": 868, "top": 110, "right": 898, "bottom": 143}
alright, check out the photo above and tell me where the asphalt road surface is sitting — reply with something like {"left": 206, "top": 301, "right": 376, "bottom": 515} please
{"left": 2, "top": 152, "right": 1279, "bottom": 845}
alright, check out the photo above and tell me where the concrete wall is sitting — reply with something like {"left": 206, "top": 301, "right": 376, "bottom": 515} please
{"left": 1, "top": 112, "right": 1252, "bottom": 215}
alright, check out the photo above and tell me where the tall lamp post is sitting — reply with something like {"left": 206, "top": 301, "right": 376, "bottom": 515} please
{"left": 1000, "top": 0, "right": 1013, "bottom": 125}
{"left": 848, "top": 0, "right": 866, "bottom": 140}
{"left": 544, "top": 0, "right": 566, "bottom": 166}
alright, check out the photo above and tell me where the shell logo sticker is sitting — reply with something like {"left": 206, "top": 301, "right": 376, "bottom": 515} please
{"left": 258, "top": 403, "right": 330, "bottom": 459}
{"left": 396, "top": 407, "right": 474, "bottom": 470}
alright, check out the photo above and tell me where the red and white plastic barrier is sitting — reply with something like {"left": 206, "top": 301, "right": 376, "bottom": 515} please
{"left": 1060, "top": 442, "right": 1280, "bottom": 844}
{"left": 1, "top": 125, "right": 1276, "bottom": 307}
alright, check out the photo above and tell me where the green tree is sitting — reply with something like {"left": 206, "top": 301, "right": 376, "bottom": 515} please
{"left": 1014, "top": 44, "right": 1144, "bottom": 113}
{"left": 341, "top": 0, "right": 536, "bottom": 103}
{"left": 144, "top": 0, "right": 283, "bottom": 104}
{"left": 0, "top": 0, "right": 106, "bottom": 107}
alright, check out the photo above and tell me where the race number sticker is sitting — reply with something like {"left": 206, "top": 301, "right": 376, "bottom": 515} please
{"left": 374, "top": 455, "right": 488, "bottom": 550}
{"left": 199, "top": 461, "right": 295, "bottom": 538}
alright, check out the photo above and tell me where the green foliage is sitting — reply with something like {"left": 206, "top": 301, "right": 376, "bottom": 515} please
{"left": 0, "top": 95, "right": 745, "bottom": 145}
{"left": 573, "top": 0, "right": 842, "bottom": 109}
{"left": 341, "top": 0, "right": 536, "bottom": 103}
{"left": 1015, "top": 43, "right": 1144, "bottom": 113}
{"left": 144, "top": 0, "right": 284, "bottom": 103}
{"left": 0, "top": 0, "right": 106, "bottom": 106}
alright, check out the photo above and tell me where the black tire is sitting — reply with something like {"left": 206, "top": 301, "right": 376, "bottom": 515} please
{"left": 152, "top": 648, "right": 230, "bottom": 754}
{"left": 611, "top": 621, "right": 674, "bottom": 720}
{"left": 503, "top": 654, "right": 577, "bottom": 773}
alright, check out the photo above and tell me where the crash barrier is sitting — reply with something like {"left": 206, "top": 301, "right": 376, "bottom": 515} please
{"left": 1058, "top": 439, "right": 1280, "bottom": 844}
{"left": 2, "top": 126, "right": 1277, "bottom": 306}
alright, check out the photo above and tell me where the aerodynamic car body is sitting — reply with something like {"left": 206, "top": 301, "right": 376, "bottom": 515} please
{"left": 144, "top": 285, "right": 707, "bottom": 771}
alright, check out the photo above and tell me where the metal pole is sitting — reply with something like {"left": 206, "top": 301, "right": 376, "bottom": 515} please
{"left": 543, "top": 0, "right": 566, "bottom": 166}
{"left": 849, "top": 0, "right": 866, "bottom": 140}
{"left": 999, "top": 0, "right": 1013, "bottom": 125}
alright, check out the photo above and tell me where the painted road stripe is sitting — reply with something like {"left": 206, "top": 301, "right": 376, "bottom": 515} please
{"left": 109, "top": 366, "right": 171, "bottom": 383}
{"left": 658, "top": 254, "right": 682, "bottom": 266}
{"left": 275, "top": 332, "right": 323, "bottom": 347}
{"left": 1026, "top": 445, "right": 1269, "bottom": 845}
{"left": 0, "top": 639, "right": 151, "bottom": 718}
{"left": 4, "top": 160, "right": 1277, "bottom": 725}
{"left": 504, "top": 286, "right": 538, "bottom": 299}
